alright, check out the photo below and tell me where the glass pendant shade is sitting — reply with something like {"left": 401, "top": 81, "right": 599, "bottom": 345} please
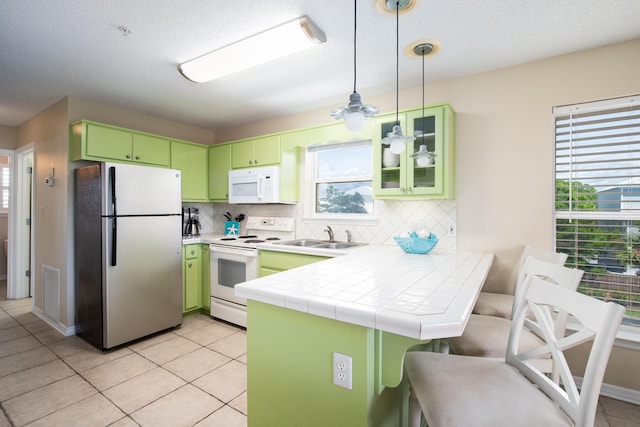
{"left": 413, "top": 144, "right": 436, "bottom": 166}
{"left": 345, "top": 110, "right": 365, "bottom": 132}
{"left": 331, "top": 91, "right": 379, "bottom": 132}
{"left": 382, "top": 124, "right": 415, "bottom": 154}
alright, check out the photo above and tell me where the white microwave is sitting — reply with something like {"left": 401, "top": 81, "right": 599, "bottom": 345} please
{"left": 228, "top": 166, "right": 293, "bottom": 204}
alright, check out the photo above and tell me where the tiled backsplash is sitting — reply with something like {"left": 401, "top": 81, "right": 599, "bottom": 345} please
{"left": 183, "top": 199, "right": 457, "bottom": 250}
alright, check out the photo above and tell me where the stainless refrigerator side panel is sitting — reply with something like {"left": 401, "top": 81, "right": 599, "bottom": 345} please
{"left": 101, "top": 162, "right": 182, "bottom": 216}
{"left": 74, "top": 165, "right": 104, "bottom": 349}
{"left": 102, "top": 215, "right": 182, "bottom": 349}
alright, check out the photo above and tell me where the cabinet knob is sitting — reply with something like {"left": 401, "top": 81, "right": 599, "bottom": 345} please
{"left": 254, "top": 159, "right": 258, "bottom": 164}
{"left": 135, "top": 155, "right": 140, "bottom": 160}
{"left": 249, "top": 160, "right": 253, "bottom": 165}
{"left": 188, "top": 263, "right": 192, "bottom": 268}
{"left": 190, "top": 250, "right": 195, "bottom": 255}
{"left": 126, "top": 154, "right": 132, "bottom": 159}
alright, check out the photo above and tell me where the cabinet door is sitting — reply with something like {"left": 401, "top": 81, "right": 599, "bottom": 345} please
{"left": 134, "top": 134, "right": 171, "bottom": 167}
{"left": 405, "top": 108, "right": 443, "bottom": 196}
{"left": 171, "top": 141, "right": 208, "bottom": 201}
{"left": 373, "top": 106, "right": 455, "bottom": 199}
{"left": 372, "top": 114, "right": 408, "bottom": 197}
{"left": 86, "top": 124, "right": 133, "bottom": 162}
{"left": 259, "top": 250, "right": 329, "bottom": 277}
{"left": 231, "top": 139, "right": 255, "bottom": 168}
{"left": 183, "top": 245, "right": 202, "bottom": 313}
{"left": 209, "top": 144, "right": 231, "bottom": 200}
{"left": 253, "top": 135, "right": 280, "bottom": 166}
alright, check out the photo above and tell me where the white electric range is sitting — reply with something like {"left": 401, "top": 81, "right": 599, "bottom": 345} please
{"left": 209, "top": 216, "right": 295, "bottom": 327}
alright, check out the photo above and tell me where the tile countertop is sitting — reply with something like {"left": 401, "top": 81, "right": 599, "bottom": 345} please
{"left": 182, "top": 233, "right": 224, "bottom": 244}
{"left": 235, "top": 245, "right": 494, "bottom": 340}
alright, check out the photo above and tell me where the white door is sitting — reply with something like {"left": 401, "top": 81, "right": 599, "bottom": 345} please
{"left": 8, "top": 146, "right": 33, "bottom": 299}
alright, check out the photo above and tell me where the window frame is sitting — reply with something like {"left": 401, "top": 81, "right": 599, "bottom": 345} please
{"left": 303, "top": 139, "right": 379, "bottom": 224}
{"left": 0, "top": 164, "right": 9, "bottom": 213}
{"left": 553, "top": 94, "right": 640, "bottom": 332}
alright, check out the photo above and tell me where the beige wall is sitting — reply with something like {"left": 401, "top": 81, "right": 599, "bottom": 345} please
{"left": 215, "top": 38, "right": 640, "bottom": 392}
{"left": 17, "top": 98, "right": 70, "bottom": 323}
{"left": 0, "top": 126, "right": 17, "bottom": 150}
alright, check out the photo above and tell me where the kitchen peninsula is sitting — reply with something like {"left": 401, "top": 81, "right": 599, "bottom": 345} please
{"left": 236, "top": 245, "right": 493, "bottom": 427}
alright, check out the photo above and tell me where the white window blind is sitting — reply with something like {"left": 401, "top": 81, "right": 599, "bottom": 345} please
{"left": 554, "top": 95, "right": 640, "bottom": 326}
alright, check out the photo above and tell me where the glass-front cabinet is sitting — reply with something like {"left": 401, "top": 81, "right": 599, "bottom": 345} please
{"left": 372, "top": 104, "right": 455, "bottom": 199}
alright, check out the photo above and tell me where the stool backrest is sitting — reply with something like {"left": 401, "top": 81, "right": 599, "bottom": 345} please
{"left": 506, "top": 277, "right": 625, "bottom": 426}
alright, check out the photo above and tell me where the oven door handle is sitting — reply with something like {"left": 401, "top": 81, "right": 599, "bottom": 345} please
{"left": 209, "top": 245, "right": 259, "bottom": 258}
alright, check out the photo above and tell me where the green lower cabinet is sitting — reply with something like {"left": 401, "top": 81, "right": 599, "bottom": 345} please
{"left": 183, "top": 244, "right": 202, "bottom": 315}
{"left": 171, "top": 140, "right": 209, "bottom": 202}
{"left": 259, "top": 250, "right": 329, "bottom": 277}
{"left": 183, "top": 244, "right": 211, "bottom": 315}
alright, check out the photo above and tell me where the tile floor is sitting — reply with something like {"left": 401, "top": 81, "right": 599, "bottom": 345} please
{"left": 1, "top": 281, "right": 640, "bottom": 426}
{"left": 0, "top": 284, "right": 247, "bottom": 426}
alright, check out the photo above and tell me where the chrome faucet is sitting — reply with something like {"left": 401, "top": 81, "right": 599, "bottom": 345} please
{"left": 325, "top": 226, "right": 335, "bottom": 243}
{"left": 345, "top": 230, "right": 352, "bottom": 243}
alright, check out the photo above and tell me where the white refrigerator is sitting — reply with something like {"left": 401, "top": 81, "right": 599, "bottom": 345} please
{"left": 74, "top": 162, "right": 183, "bottom": 350}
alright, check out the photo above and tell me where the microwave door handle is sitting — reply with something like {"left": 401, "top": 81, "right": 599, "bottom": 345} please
{"left": 257, "top": 176, "right": 264, "bottom": 200}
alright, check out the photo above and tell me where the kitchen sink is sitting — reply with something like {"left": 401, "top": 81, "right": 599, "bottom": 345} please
{"left": 314, "top": 242, "right": 361, "bottom": 249}
{"left": 271, "top": 239, "right": 364, "bottom": 250}
{"left": 271, "top": 239, "right": 325, "bottom": 247}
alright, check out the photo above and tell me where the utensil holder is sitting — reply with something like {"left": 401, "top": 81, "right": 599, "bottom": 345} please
{"left": 225, "top": 221, "right": 240, "bottom": 236}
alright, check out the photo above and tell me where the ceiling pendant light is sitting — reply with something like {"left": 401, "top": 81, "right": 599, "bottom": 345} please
{"left": 381, "top": 1, "right": 414, "bottom": 154}
{"left": 330, "top": 0, "right": 379, "bottom": 132}
{"left": 411, "top": 42, "right": 437, "bottom": 166}
{"left": 179, "top": 16, "right": 326, "bottom": 83}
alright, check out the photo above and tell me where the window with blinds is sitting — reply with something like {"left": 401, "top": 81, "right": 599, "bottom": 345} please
{"left": 554, "top": 95, "right": 640, "bottom": 326}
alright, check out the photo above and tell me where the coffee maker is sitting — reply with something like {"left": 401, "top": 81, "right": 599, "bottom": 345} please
{"left": 182, "top": 207, "right": 201, "bottom": 237}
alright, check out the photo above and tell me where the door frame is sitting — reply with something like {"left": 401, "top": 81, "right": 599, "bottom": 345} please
{"left": 8, "top": 144, "right": 34, "bottom": 299}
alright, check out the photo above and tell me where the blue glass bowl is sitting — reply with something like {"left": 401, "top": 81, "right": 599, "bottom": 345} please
{"left": 393, "top": 232, "right": 438, "bottom": 254}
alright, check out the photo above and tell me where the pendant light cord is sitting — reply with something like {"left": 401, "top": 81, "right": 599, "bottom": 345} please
{"left": 395, "top": 0, "right": 399, "bottom": 125}
{"left": 421, "top": 46, "right": 425, "bottom": 130}
{"left": 353, "top": 0, "right": 357, "bottom": 94}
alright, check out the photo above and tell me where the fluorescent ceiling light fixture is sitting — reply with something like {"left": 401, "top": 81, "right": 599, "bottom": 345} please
{"left": 179, "top": 15, "right": 326, "bottom": 83}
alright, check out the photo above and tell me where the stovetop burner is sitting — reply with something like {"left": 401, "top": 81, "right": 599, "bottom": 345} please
{"left": 209, "top": 216, "right": 296, "bottom": 249}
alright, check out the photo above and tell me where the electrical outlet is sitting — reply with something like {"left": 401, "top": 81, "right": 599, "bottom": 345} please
{"left": 448, "top": 224, "right": 456, "bottom": 236}
{"left": 333, "top": 352, "right": 352, "bottom": 390}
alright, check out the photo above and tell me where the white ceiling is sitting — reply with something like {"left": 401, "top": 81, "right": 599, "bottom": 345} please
{"left": 1, "top": 0, "right": 640, "bottom": 132}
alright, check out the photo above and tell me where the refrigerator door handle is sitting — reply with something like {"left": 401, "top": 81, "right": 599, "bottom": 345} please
{"left": 111, "top": 217, "right": 117, "bottom": 266}
{"left": 109, "top": 166, "right": 117, "bottom": 266}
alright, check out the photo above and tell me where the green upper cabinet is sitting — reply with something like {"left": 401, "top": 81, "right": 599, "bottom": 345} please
{"left": 208, "top": 143, "right": 231, "bottom": 201}
{"left": 170, "top": 140, "right": 209, "bottom": 202}
{"left": 70, "top": 120, "right": 171, "bottom": 167}
{"left": 231, "top": 135, "right": 281, "bottom": 168}
{"left": 372, "top": 104, "right": 455, "bottom": 199}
